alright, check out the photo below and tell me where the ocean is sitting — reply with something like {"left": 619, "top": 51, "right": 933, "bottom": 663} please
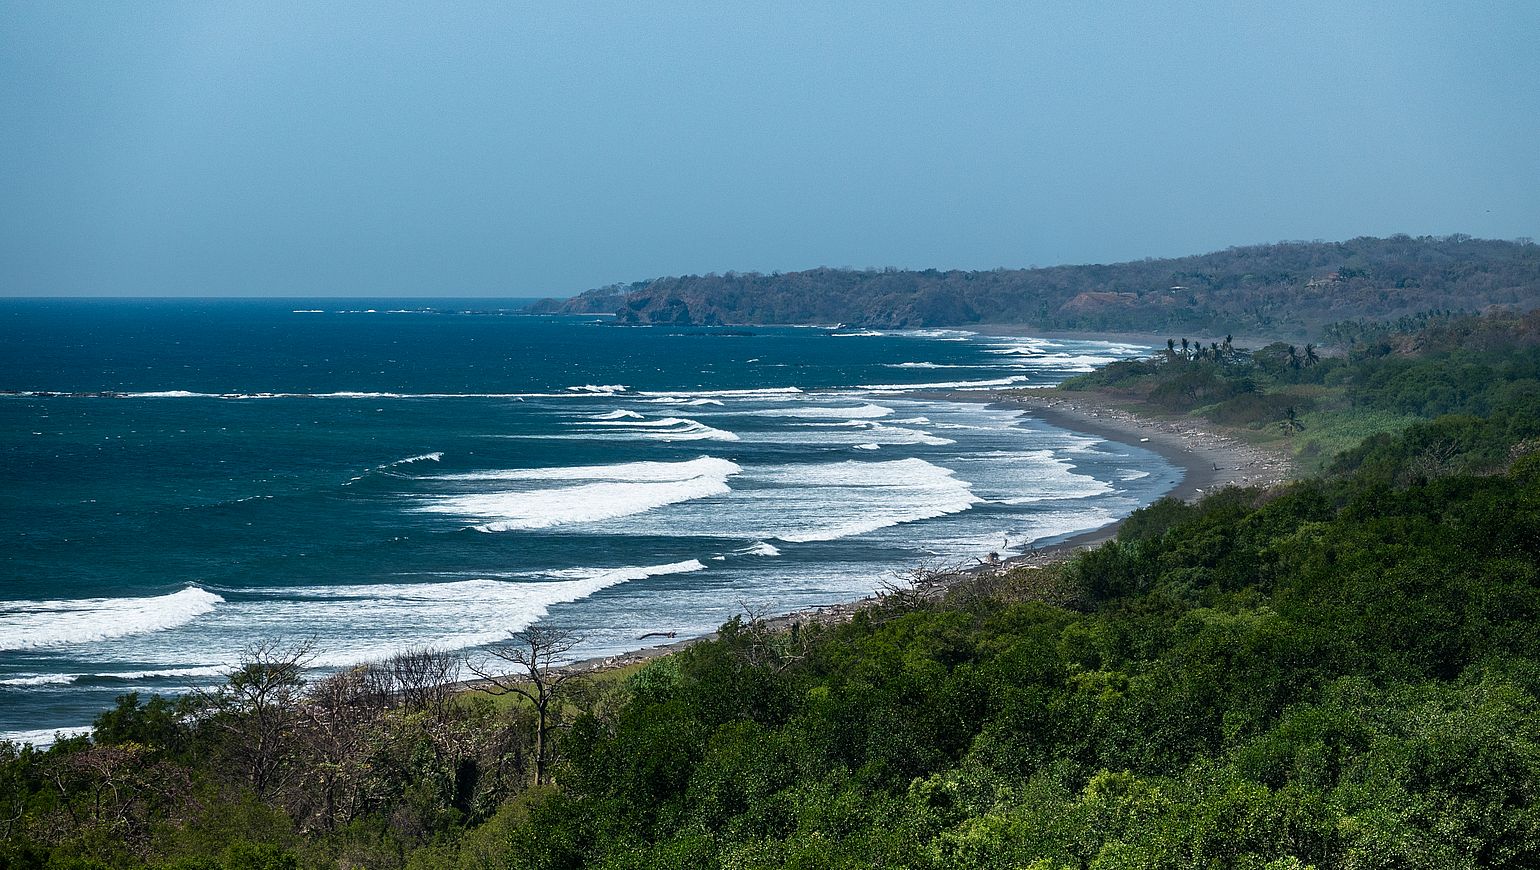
{"left": 0, "top": 299, "right": 1176, "bottom": 743}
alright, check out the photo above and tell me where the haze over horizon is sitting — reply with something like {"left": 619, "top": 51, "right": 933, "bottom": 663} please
{"left": 2, "top": 2, "right": 1537, "bottom": 298}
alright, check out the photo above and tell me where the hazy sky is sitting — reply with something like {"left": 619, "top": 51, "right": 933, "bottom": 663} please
{"left": 2, "top": 2, "right": 1536, "bottom": 297}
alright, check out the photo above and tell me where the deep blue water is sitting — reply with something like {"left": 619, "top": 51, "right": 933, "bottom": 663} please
{"left": 0, "top": 299, "right": 1175, "bottom": 742}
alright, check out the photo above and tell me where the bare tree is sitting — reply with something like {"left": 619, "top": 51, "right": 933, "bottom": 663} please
{"left": 468, "top": 626, "right": 580, "bottom": 786}
{"left": 1407, "top": 438, "right": 1461, "bottom": 481}
{"left": 203, "top": 639, "right": 315, "bottom": 797}
{"left": 292, "top": 666, "right": 382, "bottom": 831}
{"left": 383, "top": 646, "right": 462, "bottom": 718}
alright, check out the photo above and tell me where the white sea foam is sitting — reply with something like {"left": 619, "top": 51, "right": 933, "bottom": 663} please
{"left": 432, "top": 456, "right": 739, "bottom": 483}
{"left": 582, "top": 416, "right": 703, "bottom": 428}
{"left": 418, "top": 458, "right": 741, "bottom": 531}
{"left": 865, "top": 424, "right": 954, "bottom": 445}
{"left": 265, "top": 560, "right": 708, "bottom": 665}
{"left": 0, "top": 665, "right": 230, "bottom": 688}
{"left": 567, "top": 384, "right": 628, "bottom": 394}
{"left": 830, "top": 330, "right": 885, "bottom": 337}
{"left": 751, "top": 420, "right": 954, "bottom": 447}
{"left": 567, "top": 416, "right": 741, "bottom": 442}
{"left": 626, "top": 397, "right": 725, "bottom": 407}
{"left": 1, "top": 726, "right": 93, "bottom": 748}
{"left": 102, "top": 665, "right": 230, "bottom": 681}
{"left": 638, "top": 387, "right": 802, "bottom": 398}
{"left": 123, "top": 390, "right": 208, "bottom": 398}
{"left": 385, "top": 452, "right": 443, "bottom": 467}
{"left": 853, "top": 443, "right": 881, "bottom": 450}
{"left": 1119, "top": 469, "right": 1152, "bottom": 481}
{"left": 984, "top": 350, "right": 1122, "bottom": 372}
{"left": 738, "top": 542, "right": 782, "bottom": 557}
{"left": 746, "top": 403, "right": 894, "bottom": 419}
{"left": 0, "top": 674, "right": 75, "bottom": 687}
{"left": 1020, "top": 507, "right": 1119, "bottom": 544}
{"left": 896, "top": 328, "right": 978, "bottom": 339}
{"left": 883, "top": 362, "right": 980, "bottom": 369}
{"left": 593, "top": 409, "right": 645, "bottom": 420}
{"left": 0, "top": 587, "right": 224, "bottom": 651}
{"left": 752, "top": 458, "right": 981, "bottom": 543}
{"left": 945, "top": 445, "right": 1117, "bottom": 505}
{"left": 856, "top": 375, "right": 1030, "bottom": 391}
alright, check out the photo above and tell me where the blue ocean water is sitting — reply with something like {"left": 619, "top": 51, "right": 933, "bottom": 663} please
{"left": 0, "top": 299, "right": 1176, "bottom": 742}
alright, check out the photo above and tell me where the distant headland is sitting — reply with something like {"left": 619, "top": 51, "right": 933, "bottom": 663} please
{"left": 531, "top": 234, "right": 1540, "bottom": 339}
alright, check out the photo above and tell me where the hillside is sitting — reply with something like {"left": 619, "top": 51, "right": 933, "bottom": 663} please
{"left": 1056, "top": 307, "right": 1540, "bottom": 470}
{"left": 532, "top": 235, "right": 1540, "bottom": 338}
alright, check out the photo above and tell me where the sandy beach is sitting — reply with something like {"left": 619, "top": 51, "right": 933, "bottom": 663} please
{"left": 542, "top": 388, "right": 1295, "bottom": 677}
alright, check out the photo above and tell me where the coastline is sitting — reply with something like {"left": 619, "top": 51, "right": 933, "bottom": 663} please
{"left": 965, "top": 322, "right": 1313, "bottom": 350}
{"left": 538, "top": 387, "right": 1294, "bottom": 679}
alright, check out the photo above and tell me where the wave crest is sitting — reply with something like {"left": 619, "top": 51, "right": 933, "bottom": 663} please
{"left": 0, "top": 587, "right": 224, "bottom": 651}
{"left": 418, "top": 458, "right": 742, "bottom": 531}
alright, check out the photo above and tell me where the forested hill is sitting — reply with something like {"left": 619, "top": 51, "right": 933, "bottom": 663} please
{"left": 532, "top": 235, "right": 1540, "bottom": 337}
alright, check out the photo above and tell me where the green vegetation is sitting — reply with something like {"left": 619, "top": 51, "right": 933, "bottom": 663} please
{"left": 1059, "top": 308, "right": 1540, "bottom": 472}
{"left": 533, "top": 235, "right": 1540, "bottom": 337}
{"left": 6, "top": 312, "right": 1540, "bottom": 868}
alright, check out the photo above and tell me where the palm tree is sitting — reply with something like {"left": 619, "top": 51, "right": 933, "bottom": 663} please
{"left": 1180, "top": 337, "right": 1190, "bottom": 360}
{"left": 1305, "top": 343, "right": 1320, "bottom": 366}
{"left": 1287, "top": 345, "right": 1302, "bottom": 370}
{"left": 1166, "top": 338, "right": 1176, "bottom": 361}
{"left": 1280, "top": 406, "right": 1305, "bottom": 436}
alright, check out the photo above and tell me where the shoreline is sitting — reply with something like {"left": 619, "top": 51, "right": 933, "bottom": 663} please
{"left": 16, "top": 386, "right": 1295, "bottom": 741}
{"left": 540, "top": 388, "right": 1294, "bottom": 678}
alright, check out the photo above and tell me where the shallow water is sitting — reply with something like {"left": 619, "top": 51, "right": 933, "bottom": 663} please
{"left": 0, "top": 299, "right": 1175, "bottom": 740}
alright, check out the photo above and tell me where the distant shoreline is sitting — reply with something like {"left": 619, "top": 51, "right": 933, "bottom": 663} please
{"left": 964, "top": 323, "right": 1312, "bottom": 349}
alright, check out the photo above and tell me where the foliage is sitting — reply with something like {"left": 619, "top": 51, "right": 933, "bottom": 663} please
{"left": 1059, "top": 309, "right": 1540, "bottom": 476}
{"left": 533, "top": 235, "right": 1540, "bottom": 337}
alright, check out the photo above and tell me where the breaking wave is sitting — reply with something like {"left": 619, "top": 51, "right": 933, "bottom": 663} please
{"left": 0, "top": 665, "right": 229, "bottom": 688}
{"left": 746, "top": 403, "right": 894, "bottom": 419}
{"left": 738, "top": 542, "right": 782, "bottom": 557}
{"left": 269, "top": 560, "right": 709, "bottom": 665}
{"left": 753, "top": 458, "right": 982, "bottom": 543}
{"left": 0, "top": 726, "right": 93, "bottom": 749}
{"left": 638, "top": 387, "right": 803, "bottom": 398}
{"left": 570, "top": 416, "right": 741, "bottom": 442}
{"left": 385, "top": 452, "right": 443, "bottom": 467}
{"left": 856, "top": 375, "right": 1031, "bottom": 391}
{"left": 417, "top": 458, "right": 742, "bottom": 532}
{"left": 0, "top": 587, "right": 224, "bottom": 651}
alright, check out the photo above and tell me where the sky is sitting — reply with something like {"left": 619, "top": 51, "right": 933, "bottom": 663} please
{"left": 1, "top": 2, "right": 1537, "bottom": 298}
